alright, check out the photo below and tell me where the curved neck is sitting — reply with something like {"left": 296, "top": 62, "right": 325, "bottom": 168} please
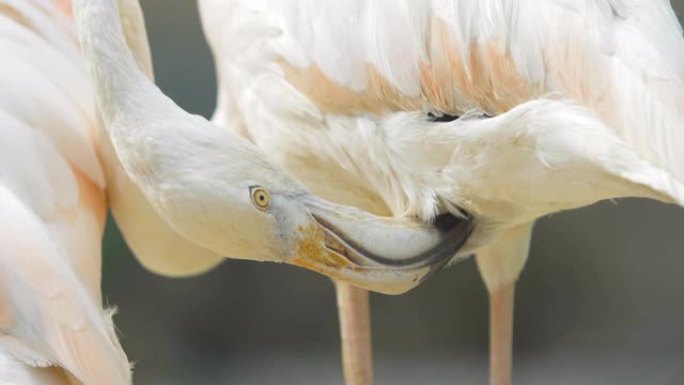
{"left": 117, "top": 0, "right": 154, "bottom": 80}
{"left": 73, "top": 0, "right": 153, "bottom": 126}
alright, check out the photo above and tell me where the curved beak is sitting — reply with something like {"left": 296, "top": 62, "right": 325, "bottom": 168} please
{"left": 290, "top": 198, "right": 474, "bottom": 294}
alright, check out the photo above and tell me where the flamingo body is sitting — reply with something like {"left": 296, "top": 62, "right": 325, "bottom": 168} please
{"left": 201, "top": 0, "right": 684, "bottom": 241}
{"left": 0, "top": 1, "right": 130, "bottom": 384}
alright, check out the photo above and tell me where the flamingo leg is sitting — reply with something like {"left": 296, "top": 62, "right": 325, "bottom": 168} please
{"left": 476, "top": 222, "right": 534, "bottom": 385}
{"left": 335, "top": 281, "right": 374, "bottom": 385}
{"left": 488, "top": 283, "right": 515, "bottom": 385}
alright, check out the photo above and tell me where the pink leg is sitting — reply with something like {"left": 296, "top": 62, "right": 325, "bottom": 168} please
{"left": 476, "top": 223, "right": 534, "bottom": 385}
{"left": 335, "top": 281, "right": 374, "bottom": 385}
{"left": 489, "top": 283, "right": 515, "bottom": 385}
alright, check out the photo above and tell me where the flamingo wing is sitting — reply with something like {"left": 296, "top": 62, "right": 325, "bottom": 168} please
{"left": 200, "top": 0, "right": 684, "bottom": 213}
{"left": 0, "top": 1, "right": 130, "bottom": 383}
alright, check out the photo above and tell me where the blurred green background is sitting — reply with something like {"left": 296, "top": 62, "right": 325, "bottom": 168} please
{"left": 102, "top": 2, "right": 684, "bottom": 384}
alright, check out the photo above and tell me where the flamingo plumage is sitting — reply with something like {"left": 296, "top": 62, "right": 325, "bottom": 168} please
{"left": 0, "top": 1, "right": 130, "bottom": 383}
{"left": 199, "top": 1, "right": 684, "bottom": 384}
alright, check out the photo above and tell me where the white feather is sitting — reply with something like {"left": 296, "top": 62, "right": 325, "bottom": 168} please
{"left": 201, "top": 0, "right": 684, "bottom": 230}
{"left": 0, "top": 1, "right": 131, "bottom": 383}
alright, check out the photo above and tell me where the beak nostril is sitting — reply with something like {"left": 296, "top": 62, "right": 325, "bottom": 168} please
{"left": 322, "top": 229, "right": 368, "bottom": 266}
{"left": 324, "top": 232, "right": 348, "bottom": 258}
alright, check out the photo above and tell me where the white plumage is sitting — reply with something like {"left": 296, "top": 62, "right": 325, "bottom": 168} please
{"left": 0, "top": 1, "right": 130, "bottom": 383}
{"left": 202, "top": 0, "right": 684, "bottom": 225}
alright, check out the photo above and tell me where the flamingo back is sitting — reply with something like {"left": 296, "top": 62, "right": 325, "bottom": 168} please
{"left": 201, "top": 0, "right": 684, "bottom": 217}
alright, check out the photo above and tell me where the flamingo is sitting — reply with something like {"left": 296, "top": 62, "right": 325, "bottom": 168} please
{"left": 0, "top": 0, "right": 472, "bottom": 383}
{"left": 198, "top": 1, "right": 684, "bottom": 384}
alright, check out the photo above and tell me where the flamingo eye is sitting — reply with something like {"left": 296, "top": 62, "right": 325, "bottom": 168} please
{"left": 250, "top": 186, "right": 271, "bottom": 210}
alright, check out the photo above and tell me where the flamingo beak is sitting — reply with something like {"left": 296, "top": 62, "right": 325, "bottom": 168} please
{"left": 290, "top": 198, "right": 474, "bottom": 294}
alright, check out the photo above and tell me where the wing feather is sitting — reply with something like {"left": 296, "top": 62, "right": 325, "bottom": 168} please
{"left": 0, "top": 347, "right": 75, "bottom": 385}
{"left": 202, "top": 0, "right": 684, "bottom": 206}
{"left": 0, "top": 185, "right": 129, "bottom": 385}
{"left": 0, "top": 1, "right": 130, "bottom": 383}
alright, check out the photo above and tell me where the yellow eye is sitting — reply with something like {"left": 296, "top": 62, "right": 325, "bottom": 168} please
{"left": 250, "top": 186, "right": 271, "bottom": 210}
